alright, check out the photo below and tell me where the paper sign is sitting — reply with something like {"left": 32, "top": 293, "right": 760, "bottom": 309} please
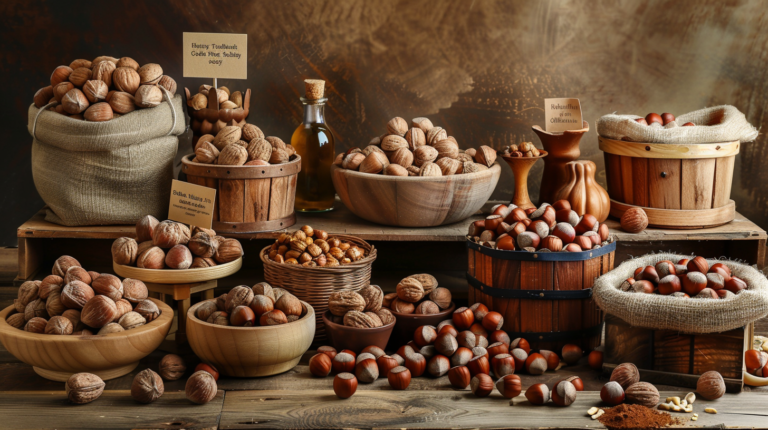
{"left": 544, "top": 98, "right": 583, "bottom": 133}
{"left": 168, "top": 180, "right": 216, "bottom": 229}
{"left": 183, "top": 32, "right": 248, "bottom": 79}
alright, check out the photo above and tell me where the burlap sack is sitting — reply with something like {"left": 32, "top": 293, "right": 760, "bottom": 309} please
{"left": 27, "top": 94, "right": 185, "bottom": 226}
{"left": 597, "top": 105, "right": 758, "bottom": 144}
{"left": 593, "top": 253, "right": 768, "bottom": 333}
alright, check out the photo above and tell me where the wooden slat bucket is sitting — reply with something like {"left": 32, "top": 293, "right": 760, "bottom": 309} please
{"left": 181, "top": 154, "right": 300, "bottom": 233}
{"left": 466, "top": 240, "right": 616, "bottom": 352}
{"left": 600, "top": 137, "right": 739, "bottom": 229}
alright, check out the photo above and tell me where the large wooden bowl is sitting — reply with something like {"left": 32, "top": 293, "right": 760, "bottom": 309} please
{"left": 331, "top": 163, "right": 502, "bottom": 227}
{"left": 187, "top": 299, "right": 315, "bottom": 377}
{"left": 0, "top": 298, "right": 173, "bottom": 381}
{"left": 113, "top": 257, "right": 242, "bottom": 284}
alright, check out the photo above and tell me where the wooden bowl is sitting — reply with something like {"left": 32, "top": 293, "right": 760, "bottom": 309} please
{"left": 113, "top": 257, "right": 242, "bottom": 284}
{"left": 388, "top": 302, "right": 456, "bottom": 348}
{"left": 321, "top": 311, "right": 395, "bottom": 353}
{"left": 187, "top": 299, "right": 315, "bottom": 377}
{"left": 330, "top": 163, "right": 502, "bottom": 227}
{"left": 0, "top": 298, "right": 173, "bottom": 382}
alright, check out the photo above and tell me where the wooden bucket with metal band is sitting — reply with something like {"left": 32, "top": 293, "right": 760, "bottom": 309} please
{"left": 466, "top": 239, "right": 616, "bottom": 352}
{"left": 600, "top": 137, "right": 739, "bottom": 229}
{"left": 181, "top": 154, "right": 300, "bottom": 233}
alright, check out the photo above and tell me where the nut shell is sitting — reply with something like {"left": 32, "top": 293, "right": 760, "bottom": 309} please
{"left": 697, "top": 370, "right": 725, "bottom": 400}
{"left": 92, "top": 274, "right": 124, "bottom": 302}
{"left": 131, "top": 369, "right": 164, "bottom": 404}
{"left": 112, "top": 237, "right": 138, "bottom": 266}
{"left": 610, "top": 362, "right": 640, "bottom": 389}
{"left": 625, "top": 382, "right": 660, "bottom": 407}
{"left": 113, "top": 67, "right": 140, "bottom": 94}
{"left": 123, "top": 278, "right": 149, "bottom": 304}
{"left": 396, "top": 277, "right": 425, "bottom": 303}
{"left": 138, "top": 63, "right": 163, "bottom": 85}
{"left": 135, "top": 85, "right": 163, "bottom": 108}
{"left": 66, "top": 373, "right": 105, "bottom": 404}
{"left": 185, "top": 370, "right": 218, "bottom": 404}
{"left": 159, "top": 354, "right": 187, "bottom": 381}
{"left": 620, "top": 207, "right": 648, "bottom": 233}
{"left": 328, "top": 291, "right": 366, "bottom": 316}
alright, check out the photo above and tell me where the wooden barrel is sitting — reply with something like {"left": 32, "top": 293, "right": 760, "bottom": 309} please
{"left": 181, "top": 154, "right": 300, "bottom": 233}
{"left": 600, "top": 137, "right": 739, "bottom": 228}
{"left": 466, "top": 240, "right": 616, "bottom": 352}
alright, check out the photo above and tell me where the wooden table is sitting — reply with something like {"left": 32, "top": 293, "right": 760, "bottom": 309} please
{"left": 0, "top": 348, "right": 766, "bottom": 429}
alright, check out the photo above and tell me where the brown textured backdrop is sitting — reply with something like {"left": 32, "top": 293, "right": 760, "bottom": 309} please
{"left": 1, "top": 0, "right": 766, "bottom": 245}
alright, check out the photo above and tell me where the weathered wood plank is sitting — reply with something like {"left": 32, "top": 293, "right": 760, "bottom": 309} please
{"left": 681, "top": 159, "right": 716, "bottom": 210}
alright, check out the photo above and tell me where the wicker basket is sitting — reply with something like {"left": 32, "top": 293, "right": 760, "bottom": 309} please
{"left": 260, "top": 234, "right": 377, "bottom": 343}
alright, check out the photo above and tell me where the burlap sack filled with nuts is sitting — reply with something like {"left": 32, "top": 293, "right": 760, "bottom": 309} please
{"left": 27, "top": 95, "right": 185, "bottom": 226}
{"left": 597, "top": 105, "right": 758, "bottom": 143}
{"left": 593, "top": 253, "right": 768, "bottom": 333}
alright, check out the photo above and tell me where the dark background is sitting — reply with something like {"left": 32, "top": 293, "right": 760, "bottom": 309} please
{"left": 2, "top": 0, "right": 767, "bottom": 246}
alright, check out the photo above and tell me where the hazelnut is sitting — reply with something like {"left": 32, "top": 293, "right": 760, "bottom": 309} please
{"left": 415, "top": 300, "right": 440, "bottom": 315}
{"left": 377, "top": 355, "right": 399, "bottom": 378}
{"left": 66, "top": 373, "right": 105, "bottom": 404}
{"left": 496, "top": 374, "right": 522, "bottom": 399}
{"left": 309, "top": 353, "right": 332, "bottom": 377}
{"left": 119, "top": 311, "right": 146, "bottom": 330}
{"left": 136, "top": 215, "right": 159, "bottom": 242}
{"left": 470, "top": 373, "right": 494, "bottom": 397}
{"left": 215, "top": 238, "right": 243, "bottom": 263}
{"left": 333, "top": 372, "right": 358, "bottom": 398}
{"left": 231, "top": 305, "right": 256, "bottom": 326}
{"left": 387, "top": 366, "right": 411, "bottom": 390}
{"left": 61, "top": 281, "right": 95, "bottom": 310}
{"left": 525, "top": 353, "right": 548, "bottom": 375}
{"left": 138, "top": 63, "right": 163, "bottom": 85}
{"left": 620, "top": 207, "right": 648, "bottom": 233}
{"left": 81, "top": 295, "right": 118, "bottom": 328}
{"left": 137, "top": 246, "right": 166, "bottom": 269}
{"left": 45, "top": 315, "right": 73, "bottom": 335}
{"left": 134, "top": 299, "right": 160, "bottom": 322}
{"left": 697, "top": 370, "right": 725, "bottom": 400}
{"left": 551, "top": 380, "right": 577, "bottom": 406}
{"left": 165, "top": 244, "right": 193, "bottom": 270}
{"left": 196, "top": 301, "right": 219, "bottom": 321}
{"left": 62, "top": 88, "right": 89, "bottom": 114}
{"left": 91, "top": 274, "right": 124, "bottom": 302}
{"left": 111, "top": 237, "right": 138, "bottom": 266}
{"left": 52, "top": 255, "right": 81, "bottom": 278}
{"left": 130, "top": 369, "right": 164, "bottom": 404}
{"left": 64, "top": 266, "right": 92, "bottom": 286}
{"left": 610, "top": 362, "right": 640, "bottom": 389}
{"left": 24, "top": 298, "right": 48, "bottom": 321}
{"left": 355, "top": 358, "right": 379, "bottom": 383}
{"left": 525, "top": 383, "right": 550, "bottom": 405}
{"left": 260, "top": 309, "right": 287, "bottom": 326}
{"left": 601, "top": 381, "right": 625, "bottom": 405}
{"left": 589, "top": 350, "right": 604, "bottom": 370}
{"left": 39, "top": 275, "right": 64, "bottom": 299}
{"left": 153, "top": 221, "right": 191, "bottom": 248}
{"left": 452, "top": 307, "right": 475, "bottom": 330}
{"left": 185, "top": 370, "right": 218, "bottom": 404}
{"left": 275, "top": 293, "right": 302, "bottom": 316}
{"left": 98, "top": 322, "right": 125, "bottom": 335}
{"left": 123, "top": 278, "right": 149, "bottom": 304}
{"left": 207, "top": 311, "right": 230, "bottom": 326}
{"left": 429, "top": 287, "right": 452, "bottom": 309}
{"left": 45, "top": 292, "right": 66, "bottom": 317}
{"left": 195, "top": 363, "right": 220, "bottom": 381}
{"left": 159, "top": 354, "right": 186, "bottom": 381}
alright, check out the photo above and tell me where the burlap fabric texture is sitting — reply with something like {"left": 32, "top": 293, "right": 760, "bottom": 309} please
{"left": 593, "top": 253, "right": 768, "bottom": 333}
{"left": 27, "top": 93, "right": 185, "bottom": 226}
{"left": 597, "top": 105, "right": 758, "bottom": 144}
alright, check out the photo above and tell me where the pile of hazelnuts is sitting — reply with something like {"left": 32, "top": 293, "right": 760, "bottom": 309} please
{"left": 634, "top": 112, "right": 695, "bottom": 127}
{"left": 468, "top": 200, "right": 612, "bottom": 252}
{"left": 621, "top": 256, "right": 747, "bottom": 299}
{"left": 745, "top": 349, "right": 768, "bottom": 378}
{"left": 310, "top": 303, "right": 590, "bottom": 405}
{"left": 194, "top": 283, "right": 306, "bottom": 327}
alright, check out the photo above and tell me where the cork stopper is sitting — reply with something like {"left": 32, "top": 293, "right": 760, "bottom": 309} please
{"left": 304, "top": 79, "right": 326, "bottom": 100}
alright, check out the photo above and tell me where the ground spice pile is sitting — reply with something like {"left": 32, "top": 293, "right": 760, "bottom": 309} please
{"left": 598, "top": 404, "right": 683, "bottom": 429}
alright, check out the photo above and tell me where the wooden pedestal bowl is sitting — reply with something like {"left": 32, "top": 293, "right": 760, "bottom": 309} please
{"left": 322, "top": 311, "right": 395, "bottom": 352}
{"left": 113, "top": 257, "right": 242, "bottom": 284}
{"left": 388, "top": 302, "right": 456, "bottom": 348}
{"left": 0, "top": 298, "right": 173, "bottom": 382}
{"left": 330, "top": 163, "right": 502, "bottom": 227}
{"left": 187, "top": 299, "right": 315, "bottom": 377}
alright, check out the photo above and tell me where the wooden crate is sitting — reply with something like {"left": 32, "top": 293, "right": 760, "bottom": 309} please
{"left": 600, "top": 137, "right": 739, "bottom": 228}
{"left": 603, "top": 314, "right": 751, "bottom": 393}
{"left": 182, "top": 154, "right": 300, "bottom": 233}
{"left": 467, "top": 240, "right": 616, "bottom": 352}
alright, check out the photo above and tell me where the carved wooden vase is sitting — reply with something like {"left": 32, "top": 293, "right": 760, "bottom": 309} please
{"left": 553, "top": 160, "right": 610, "bottom": 222}
{"left": 532, "top": 121, "right": 590, "bottom": 204}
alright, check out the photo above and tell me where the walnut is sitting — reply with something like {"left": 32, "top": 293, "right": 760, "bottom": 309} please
{"left": 242, "top": 124, "right": 264, "bottom": 141}
{"left": 391, "top": 298, "right": 415, "bottom": 314}
{"left": 66, "top": 373, "right": 105, "bottom": 404}
{"left": 135, "top": 85, "right": 163, "bottom": 108}
{"left": 112, "top": 237, "right": 138, "bottom": 266}
{"left": 359, "top": 285, "right": 384, "bottom": 312}
{"left": 188, "top": 232, "right": 219, "bottom": 258}
{"left": 195, "top": 141, "right": 219, "bottom": 164}
{"left": 225, "top": 286, "right": 254, "bottom": 313}
{"left": 131, "top": 369, "right": 164, "bottom": 404}
{"left": 436, "top": 157, "right": 462, "bottom": 176}
{"left": 409, "top": 274, "right": 438, "bottom": 295}
{"left": 24, "top": 317, "right": 48, "bottom": 333}
{"left": 386, "top": 117, "right": 408, "bottom": 136}
{"left": 45, "top": 292, "right": 66, "bottom": 317}
{"left": 419, "top": 162, "right": 442, "bottom": 177}
{"left": 365, "top": 312, "right": 384, "bottom": 327}
{"left": 381, "top": 135, "right": 408, "bottom": 152}
{"left": 397, "top": 277, "right": 425, "bottom": 303}
{"left": 195, "top": 301, "right": 219, "bottom": 321}
{"left": 415, "top": 300, "right": 440, "bottom": 315}
{"left": 404, "top": 127, "right": 426, "bottom": 150}
{"left": 433, "top": 139, "right": 459, "bottom": 160}
{"left": 375, "top": 308, "right": 396, "bottom": 325}
{"left": 343, "top": 310, "right": 377, "bottom": 328}
{"left": 213, "top": 126, "right": 242, "bottom": 151}
{"left": 98, "top": 322, "right": 125, "bottom": 335}
{"left": 246, "top": 138, "right": 272, "bottom": 163}
{"left": 159, "top": 354, "right": 186, "bottom": 381}
{"left": 153, "top": 221, "right": 191, "bottom": 248}
{"left": 16, "top": 281, "right": 40, "bottom": 313}
{"left": 463, "top": 162, "right": 489, "bottom": 174}
{"left": 328, "top": 291, "right": 366, "bottom": 316}
{"left": 625, "top": 382, "right": 659, "bottom": 407}
{"left": 186, "top": 370, "right": 218, "bottom": 404}
{"left": 252, "top": 282, "right": 275, "bottom": 301}
{"left": 215, "top": 239, "right": 243, "bottom": 263}
{"left": 426, "top": 126, "right": 447, "bottom": 145}
{"left": 218, "top": 144, "right": 248, "bottom": 166}
{"left": 113, "top": 67, "right": 140, "bottom": 94}
{"left": 135, "top": 299, "right": 160, "bottom": 322}
{"left": 138, "top": 63, "right": 163, "bottom": 85}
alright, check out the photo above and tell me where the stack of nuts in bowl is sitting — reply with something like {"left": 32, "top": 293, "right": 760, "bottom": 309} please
{"left": 334, "top": 116, "right": 497, "bottom": 177}
{"left": 34, "top": 56, "right": 177, "bottom": 121}
{"left": 6, "top": 255, "right": 158, "bottom": 335}
{"left": 266, "top": 225, "right": 369, "bottom": 267}
{"left": 621, "top": 256, "right": 747, "bottom": 299}
{"left": 468, "top": 200, "right": 613, "bottom": 252}
{"left": 111, "top": 215, "right": 244, "bottom": 270}
{"left": 499, "top": 142, "right": 542, "bottom": 158}
{"left": 381, "top": 274, "right": 453, "bottom": 315}
{"left": 634, "top": 112, "right": 695, "bottom": 127}
{"left": 327, "top": 285, "right": 395, "bottom": 328}
{"left": 309, "top": 302, "right": 589, "bottom": 402}
{"left": 188, "top": 84, "right": 245, "bottom": 111}
{"left": 192, "top": 124, "right": 297, "bottom": 166}
{"left": 195, "top": 282, "right": 307, "bottom": 327}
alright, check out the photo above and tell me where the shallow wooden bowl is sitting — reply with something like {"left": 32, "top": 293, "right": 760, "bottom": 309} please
{"left": 187, "top": 299, "right": 315, "bottom": 377}
{"left": 330, "top": 163, "right": 502, "bottom": 227}
{"left": 388, "top": 302, "right": 456, "bottom": 348}
{"left": 0, "top": 298, "right": 173, "bottom": 382}
{"left": 113, "top": 257, "right": 242, "bottom": 284}
{"left": 322, "top": 311, "right": 395, "bottom": 352}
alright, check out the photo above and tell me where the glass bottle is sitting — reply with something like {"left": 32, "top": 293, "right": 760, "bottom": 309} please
{"left": 291, "top": 96, "right": 336, "bottom": 212}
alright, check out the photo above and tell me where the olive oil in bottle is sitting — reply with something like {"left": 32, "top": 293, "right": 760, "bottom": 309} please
{"left": 292, "top": 79, "right": 335, "bottom": 212}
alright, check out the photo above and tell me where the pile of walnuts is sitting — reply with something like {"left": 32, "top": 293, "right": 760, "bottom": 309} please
{"left": 195, "top": 283, "right": 307, "bottom": 327}
{"left": 187, "top": 84, "right": 244, "bottom": 111}
{"left": 7, "top": 255, "right": 158, "bottom": 335}
{"left": 112, "top": 215, "right": 244, "bottom": 270}
{"left": 384, "top": 274, "right": 452, "bottom": 315}
{"left": 327, "top": 285, "right": 395, "bottom": 328}
{"left": 192, "top": 124, "right": 296, "bottom": 166}
{"left": 33, "top": 56, "right": 176, "bottom": 122}
{"left": 267, "top": 225, "right": 369, "bottom": 267}
{"left": 335, "top": 116, "right": 497, "bottom": 177}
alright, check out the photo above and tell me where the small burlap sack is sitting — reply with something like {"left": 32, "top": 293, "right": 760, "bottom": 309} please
{"left": 597, "top": 105, "right": 758, "bottom": 144}
{"left": 27, "top": 93, "right": 185, "bottom": 226}
{"left": 593, "top": 253, "right": 768, "bottom": 333}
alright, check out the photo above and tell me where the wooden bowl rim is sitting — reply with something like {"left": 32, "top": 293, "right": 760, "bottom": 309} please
{"left": 113, "top": 257, "right": 242, "bottom": 283}
{"left": 599, "top": 136, "right": 740, "bottom": 159}
{"left": 259, "top": 234, "right": 377, "bottom": 272}
{"left": 187, "top": 299, "right": 315, "bottom": 330}
{"left": 321, "top": 310, "right": 396, "bottom": 332}
{"left": 388, "top": 302, "right": 456, "bottom": 319}
{"left": 0, "top": 297, "right": 173, "bottom": 342}
{"left": 330, "top": 162, "right": 501, "bottom": 182}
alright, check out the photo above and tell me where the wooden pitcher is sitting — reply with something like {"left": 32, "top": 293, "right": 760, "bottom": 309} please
{"left": 553, "top": 160, "right": 610, "bottom": 222}
{"left": 532, "top": 121, "right": 589, "bottom": 204}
